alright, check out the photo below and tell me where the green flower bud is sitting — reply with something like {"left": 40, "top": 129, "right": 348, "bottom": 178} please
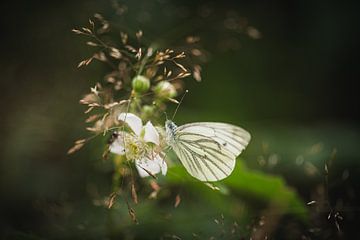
{"left": 132, "top": 75, "right": 150, "bottom": 93}
{"left": 142, "top": 105, "right": 154, "bottom": 116}
{"left": 154, "top": 81, "right": 177, "bottom": 99}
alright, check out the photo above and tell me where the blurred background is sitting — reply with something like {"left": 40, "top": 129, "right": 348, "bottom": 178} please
{"left": 1, "top": 0, "right": 359, "bottom": 239}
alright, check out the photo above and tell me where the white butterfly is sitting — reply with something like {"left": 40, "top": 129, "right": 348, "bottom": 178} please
{"left": 165, "top": 120, "right": 251, "bottom": 182}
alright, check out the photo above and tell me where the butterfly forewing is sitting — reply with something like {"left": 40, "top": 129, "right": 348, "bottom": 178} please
{"left": 176, "top": 122, "right": 251, "bottom": 156}
{"left": 168, "top": 122, "right": 250, "bottom": 181}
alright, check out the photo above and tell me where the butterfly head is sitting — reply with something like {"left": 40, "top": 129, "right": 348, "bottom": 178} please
{"left": 165, "top": 120, "right": 177, "bottom": 132}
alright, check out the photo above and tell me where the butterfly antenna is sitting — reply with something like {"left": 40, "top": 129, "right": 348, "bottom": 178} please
{"left": 163, "top": 111, "right": 168, "bottom": 121}
{"left": 172, "top": 90, "right": 188, "bottom": 120}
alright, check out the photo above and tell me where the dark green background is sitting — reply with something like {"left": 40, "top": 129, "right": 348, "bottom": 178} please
{"left": 1, "top": 0, "right": 359, "bottom": 239}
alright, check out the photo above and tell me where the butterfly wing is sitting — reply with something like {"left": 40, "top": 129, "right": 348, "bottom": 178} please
{"left": 172, "top": 122, "right": 251, "bottom": 181}
{"left": 177, "top": 122, "right": 251, "bottom": 156}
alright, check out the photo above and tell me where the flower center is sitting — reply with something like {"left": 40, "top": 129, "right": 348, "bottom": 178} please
{"left": 124, "top": 136, "right": 148, "bottom": 161}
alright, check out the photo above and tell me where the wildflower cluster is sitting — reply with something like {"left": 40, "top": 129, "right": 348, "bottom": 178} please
{"left": 68, "top": 13, "right": 206, "bottom": 196}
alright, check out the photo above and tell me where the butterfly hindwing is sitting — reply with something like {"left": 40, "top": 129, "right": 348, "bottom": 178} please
{"left": 172, "top": 132, "right": 236, "bottom": 181}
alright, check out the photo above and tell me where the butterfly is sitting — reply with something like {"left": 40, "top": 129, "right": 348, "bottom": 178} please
{"left": 165, "top": 120, "right": 251, "bottom": 182}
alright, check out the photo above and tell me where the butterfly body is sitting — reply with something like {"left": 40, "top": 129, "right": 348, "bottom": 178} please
{"left": 165, "top": 120, "right": 178, "bottom": 145}
{"left": 165, "top": 120, "right": 251, "bottom": 182}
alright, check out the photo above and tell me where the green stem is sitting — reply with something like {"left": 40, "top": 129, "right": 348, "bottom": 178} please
{"left": 137, "top": 43, "right": 159, "bottom": 75}
{"left": 112, "top": 155, "right": 124, "bottom": 192}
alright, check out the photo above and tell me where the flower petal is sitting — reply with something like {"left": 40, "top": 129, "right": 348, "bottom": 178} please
{"left": 159, "top": 157, "right": 168, "bottom": 175}
{"left": 118, "top": 113, "right": 143, "bottom": 136}
{"left": 143, "top": 121, "right": 160, "bottom": 145}
{"left": 109, "top": 134, "right": 126, "bottom": 155}
{"left": 135, "top": 154, "right": 167, "bottom": 178}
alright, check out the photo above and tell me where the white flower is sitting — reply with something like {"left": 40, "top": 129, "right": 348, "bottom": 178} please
{"left": 110, "top": 113, "right": 167, "bottom": 178}
{"left": 136, "top": 154, "right": 167, "bottom": 178}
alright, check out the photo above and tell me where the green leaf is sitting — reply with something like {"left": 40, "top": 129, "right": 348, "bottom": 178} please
{"left": 224, "top": 160, "right": 308, "bottom": 221}
{"left": 166, "top": 159, "right": 308, "bottom": 222}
